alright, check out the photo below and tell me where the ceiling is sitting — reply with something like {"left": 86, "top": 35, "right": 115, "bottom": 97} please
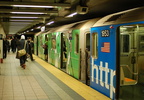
{"left": 0, "top": 0, "right": 144, "bottom": 35}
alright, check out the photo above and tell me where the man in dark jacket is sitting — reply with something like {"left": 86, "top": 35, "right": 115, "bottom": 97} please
{"left": 11, "top": 37, "right": 17, "bottom": 53}
{"left": 26, "top": 37, "right": 34, "bottom": 61}
{"left": 17, "top": 35, "right": 27, "bottom": 69}
{"left": 3, "top": 38, "right": 8, "bottom": 59}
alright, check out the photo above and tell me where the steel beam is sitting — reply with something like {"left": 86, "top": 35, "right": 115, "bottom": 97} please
{"left": 0, "top": 1, "right": 71, "bottom": 8}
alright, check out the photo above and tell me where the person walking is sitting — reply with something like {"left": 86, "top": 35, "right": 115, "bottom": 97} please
{"left": 17, "top": 35, "right": 27, "bottom": 69}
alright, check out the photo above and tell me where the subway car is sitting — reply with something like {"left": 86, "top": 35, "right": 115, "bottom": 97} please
{"left": 42, "top": 18, "right": 100, "bottom": 84}
{"left": 90, "top": 7, "right": 144, "bottom": 99}
{"left": 34, "top": 6, "right": 144, "bottom": 100}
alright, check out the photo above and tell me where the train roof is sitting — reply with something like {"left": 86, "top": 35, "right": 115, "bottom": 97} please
{"left": 46, "top": 21, "right": 84, "bottom": 34}
{"left": 92, "top": 6, "right": 144, "bottom": 27}
{"left": 71, "top": 18, "right": 100, "bottom": 31}
{"left": 45, "top": 18, "right": 100, "bottom": 34}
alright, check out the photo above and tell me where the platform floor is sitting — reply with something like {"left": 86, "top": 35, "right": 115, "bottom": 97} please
{"left": 0, "top": 53, "right": 110, "bottom": 100}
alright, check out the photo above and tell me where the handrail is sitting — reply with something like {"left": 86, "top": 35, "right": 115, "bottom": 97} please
{"left": 121, "top": 65, "right": 138, "bottom": 75}
{"left": 120, "top": 64, "right": 138, "bottom": 85}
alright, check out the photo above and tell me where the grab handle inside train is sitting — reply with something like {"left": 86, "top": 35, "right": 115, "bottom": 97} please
{"left": 131, "top": 56, "right": 136, "bottom": 64}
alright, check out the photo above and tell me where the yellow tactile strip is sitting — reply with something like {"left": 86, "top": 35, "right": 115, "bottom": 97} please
{"left": 33, "top": 55, "right": 111, "bottom": 100}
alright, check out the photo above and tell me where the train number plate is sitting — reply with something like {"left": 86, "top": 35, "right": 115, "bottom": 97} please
{"left": 101, "top": 30, "right": 110, "bottom": 37}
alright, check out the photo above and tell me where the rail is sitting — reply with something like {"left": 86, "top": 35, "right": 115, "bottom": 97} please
{"left": 120, "top": 65, "right": 138, "bottom": 86}
{"left": 121, "top": 65, "right": 138, "bottom": 75}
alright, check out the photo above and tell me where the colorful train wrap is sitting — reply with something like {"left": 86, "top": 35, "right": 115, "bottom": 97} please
{"left": 34, "top": 7, "right": 144, "bottom": 100}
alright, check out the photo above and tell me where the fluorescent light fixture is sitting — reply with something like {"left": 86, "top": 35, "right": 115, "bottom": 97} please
{"left": 11, "top": 17, "right": 39, "bottom": 18}
{"left": 11, "top": 12, "right": 45, "bottom": 14}
{"left": 41, "top": 26, "right": 45, "bottom": 32}
{"left": 11, "top": 20, "right": 34, "bottom": 22}
{"left": 11, "top": 22, "right": 31, "bottom": 24}
{"left": 37, "top": 26, "right": 41, "bottom": 29}
{"left": 46, "top": 21, "right": 54, "bottom": 25}
{"left": 66, "top": 12, "right": 77, "bottom": 18}
{"left": 123, "top": 26, "right": 134, "bottom": 28}
{"left": 13, "top": 5, "right": 56, "bottom": 8}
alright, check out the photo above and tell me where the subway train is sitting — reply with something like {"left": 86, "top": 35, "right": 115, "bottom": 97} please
{"left": 34, "top": 7, "right": 144, "bottom": 100}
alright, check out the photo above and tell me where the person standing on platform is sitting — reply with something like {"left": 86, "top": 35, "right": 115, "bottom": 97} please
{"left": 43, "top": 37, "right": 48, "bottom": 61}
{"left": 26, "top": 37, "right": 34, "bottom": 61}
{"left": 11, "top": 37, "right": 17, "bottom": 53}
{"left": 3, "top": 38, "right": 8, "bottom": 59}
{"left": 7, "top": 38, "right": 11, "bottom": 53}
{"left": 31, "top": 39, "right": 34, "bottom": 54}
{"left": 17, "top": 35, "right": 27, "bottom": 69}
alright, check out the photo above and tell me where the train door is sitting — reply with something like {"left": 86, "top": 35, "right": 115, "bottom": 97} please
{"left": 61, "top": 33, "right": 67, "bottom": 72}
{"left": 47, "top": 33, "right": 52, "bottom": 63}
{"left": 38, "top": 35, "right": 42, "bottom": 58}
{"left": 34, "top": 36, "right": 38, "bottom": 55}
{"left": 40, "top": 34, "right": 45, "bottom": 59}
{"left": 44, "top": 34, "right": 48, "bottom": 61}
{"left": 119, "top": 24, "right": 144, "bottom": 100}
{"left": 85, "top": 33, "right": 90, "bottom": 85}
{"left": 56, "top": 32, "right": 61, "bottom": 68}
{"left": 51, "top": 33, "right": 56, "bottom": 66}
{"left": 68, "top": 29, "right": 80, "bottom": 79}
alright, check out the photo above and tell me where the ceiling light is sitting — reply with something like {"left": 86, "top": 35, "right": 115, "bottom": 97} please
{"left": 37, "top": 26, "right": 41, "bottom": 29}
{"left": 46, "top": 21, "right": 54, "bottom": 25}
{"left": 10, "top": 20, "right": 34, "bottom": 22}
{"left": 41, "top": 26, "right": 45, "bottom": 32}
{"left": 11, "top": 12, "right": 45, "bottom": 14}
{"left": 13, "top": 5, "right": 56, "bottom": 8}
{"left": 123, "top": 26, "right": 134, "bottom": 28}
{"left": 10, "top": 17, "right": 39, "bottom": 18}
{"left": 11, "top": 22, "right": 31, "bottom": 24}
{"left": 65, "top": 12, "right": 77, "bottom": 18}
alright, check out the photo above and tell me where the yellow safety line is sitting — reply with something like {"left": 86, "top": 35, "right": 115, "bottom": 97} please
{"left": 33, "top": 55, "right": 111, "bottom": 100}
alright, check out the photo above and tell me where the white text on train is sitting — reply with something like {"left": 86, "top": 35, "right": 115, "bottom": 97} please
{"left": 91, "top": 61, "right": 115, "bottom": 99}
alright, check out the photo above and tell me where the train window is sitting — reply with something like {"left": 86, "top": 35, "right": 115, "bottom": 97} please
{"left": 86, "top": 33, "right": 90, "bottom": 51}
{"left": 92, "top": 33, "right": 98, "bottom": 58}
{"left": 120, "top": 35, "right": 130, "bottom": 53}
{"left": 139, "top": 35, "right": 144, "bottom": 52}
{"left": 120, "top": 24, "right": 144, "bottom": 53}
{"left": 106, "top": 13, "right": 124, "bottom": 22}
{"left": 75, "top": 34, "right": 79, "bottom": 53}
{"left": 45, "top": 34, "right": 48, "bottom": 41}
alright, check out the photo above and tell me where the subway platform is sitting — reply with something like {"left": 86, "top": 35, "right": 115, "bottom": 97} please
{"left": 0, "top": 53, "right": 110, "bottom": 100}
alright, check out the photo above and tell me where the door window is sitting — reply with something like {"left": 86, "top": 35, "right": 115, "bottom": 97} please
{"left": 75, "top": 34, "right": 79, "bottom": 53}
{"left": 86, "top": 33, "right": 90, "bottom": 51}
{"left": 120, "top": 34, "right": 130, "bottom": 53}
{"left": 92, "top": 33, "right": 98, "bottom": 58}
